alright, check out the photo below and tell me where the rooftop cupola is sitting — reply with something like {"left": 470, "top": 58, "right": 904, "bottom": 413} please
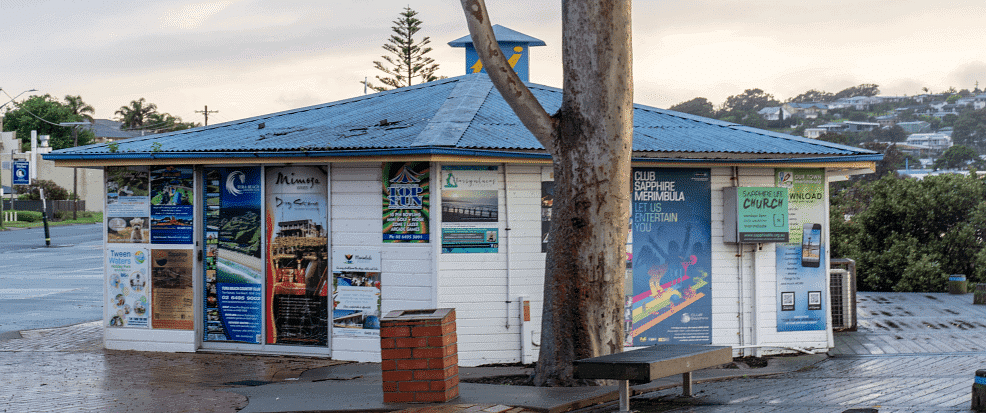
{"left": 448, "top": 25, "right": 546, "bottom": 82}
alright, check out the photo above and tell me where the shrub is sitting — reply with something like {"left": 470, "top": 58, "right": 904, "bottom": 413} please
{"left": 8, "top": 210, "right": 43, "bottom": 222}
{"left": 14, "top": 180, "right": 71, "bottom": 201}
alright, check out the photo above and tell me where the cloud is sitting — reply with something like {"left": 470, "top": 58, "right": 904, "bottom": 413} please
{"left": 160, "top": 1, "right": 234, "bottom": 30}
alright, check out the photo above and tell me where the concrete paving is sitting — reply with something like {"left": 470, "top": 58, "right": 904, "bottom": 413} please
{"left": 2, "top": 291, "right": 984, "bottom": 412}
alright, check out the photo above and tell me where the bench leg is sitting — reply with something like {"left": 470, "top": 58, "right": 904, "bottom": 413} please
{"left": 619, "top": 379, "right": 631, "bottom": 413}
{"left": 682, "top": 372, "right": 693, "bottom": 397}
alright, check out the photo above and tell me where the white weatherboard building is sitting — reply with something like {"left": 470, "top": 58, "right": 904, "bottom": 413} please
{"left": 47, "top": 30, "right": 879, "bottom": 366}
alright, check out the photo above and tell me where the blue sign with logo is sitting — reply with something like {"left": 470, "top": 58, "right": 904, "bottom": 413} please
{"left": 12, "top": 161, "right": 29, "bottom": 185}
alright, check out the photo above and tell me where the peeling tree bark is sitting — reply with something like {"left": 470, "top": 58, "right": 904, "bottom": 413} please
{"left": 460, "top": 0, "right": 633, "bottom": 386}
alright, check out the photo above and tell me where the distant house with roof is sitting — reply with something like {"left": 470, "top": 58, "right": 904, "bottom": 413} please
{"left": 89, "top": 119, "right": 144, "bottom": 143}
{"left": 897, "top": 120, "right": 931, "bottom": 134}
{"left": 781, "top": 102, "right": 828, "bottom": 119}
{"left": 46, "top": 27, "right": 880, "bottom": 365}
{"left": 906, "top": 133, "right": 952, "bottom": 154}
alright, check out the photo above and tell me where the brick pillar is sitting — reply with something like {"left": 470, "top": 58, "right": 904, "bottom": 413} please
{"left": 380, "top": 308, "right": 458, "bottom": 403}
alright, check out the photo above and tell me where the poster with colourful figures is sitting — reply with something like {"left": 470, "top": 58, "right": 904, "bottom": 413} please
{"left": 441, "top": 165, "right": 499, "bottom": 253}
{"left": 332, "top": 250, "right": 382, "bottom": 339}
{"left": 106, "top": 166, "right": 150, "bottom": 243}
{"left": 151, "top": 249, "right": 194, "bottom": 330}
{"left": 265, "top": 166, "right": 329, "bottom": 346}
{"left": 775, "top": 168, "right": 827, "bottom": 332}
{"left": 107, "top": 247, "right": 150, "bottom": 328}
{"left": 150, "top": 166, "right": 194, "bottom": 244}
{"left": 630, "top": 168, "right": 712, "bottom": 345}
{"left": 382, "top": 162, "right": 430, "bottom": 242}
{"left": 203, "top": 167, "right": 263, "bottom": 343}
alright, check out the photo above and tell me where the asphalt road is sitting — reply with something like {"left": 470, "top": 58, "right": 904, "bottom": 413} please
{"left": 0, "top": 223, "right": 103, "bottom": 336}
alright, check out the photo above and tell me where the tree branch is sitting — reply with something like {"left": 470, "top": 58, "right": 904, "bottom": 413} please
{"left": 459, "top": 0, "right": 557, "bottom": 151}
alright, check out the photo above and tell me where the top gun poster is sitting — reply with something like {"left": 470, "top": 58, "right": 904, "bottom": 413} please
{"left": 630, "top": 168, "right": 712, "bottom": 345}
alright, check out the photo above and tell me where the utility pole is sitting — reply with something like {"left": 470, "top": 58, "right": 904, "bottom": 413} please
{"left": 195, "top": 105, "right": 218, "bottom": 126}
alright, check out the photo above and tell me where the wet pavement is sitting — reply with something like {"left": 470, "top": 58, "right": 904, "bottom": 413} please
{"left": 2, "top": 291, "right": 985, "bottom": 412}
{"left": 632, "top": 291, "right": 986, "bottom": 413}
{"left": 0, "top": 224, "right": 103, "bottom": 335}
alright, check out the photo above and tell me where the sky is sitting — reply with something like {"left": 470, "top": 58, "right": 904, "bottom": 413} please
{"left": 2, "top": 0, "right": 985, "bottom": 125}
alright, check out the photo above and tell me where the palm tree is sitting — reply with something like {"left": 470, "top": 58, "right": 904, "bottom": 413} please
{"left": 63, "top": 95, "right": 95, "bottom": 122}
{"left": 115, "top": 98, "right": 158, "bottom": 130}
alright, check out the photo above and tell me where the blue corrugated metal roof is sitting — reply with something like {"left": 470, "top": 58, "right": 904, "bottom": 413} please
{"left": 46, "top": 74, "right": 878, "bottom": 162}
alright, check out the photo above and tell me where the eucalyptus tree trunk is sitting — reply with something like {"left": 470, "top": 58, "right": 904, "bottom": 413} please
{"left": 460, "top": 0, "right": 633, "bottom": 386}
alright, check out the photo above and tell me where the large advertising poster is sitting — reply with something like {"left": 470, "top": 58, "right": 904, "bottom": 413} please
{"left": 382, "top": 162, "right": 430, "bottom": 242}
{"left": 265, "top": 166, "right": 330, "bottom": 346}
{"left": 107, "top": 247, "right": 150, "bottom": 328}
{"left": 775, "top": 168, "right": 827, "bottom": 331}
{"left": 630, "top": 168, "right": 712, "bottom": 345}
{"left": 441, "top": 165, "right": 499, "bottom": 253}
{"left": 151, "top": 249, "right": 194, "bottom": 330}
{"left": 203, "top": 167, "right": 263, "bottom": 344}
{"left": 106, "top": 166, "right": 150, "bottom": 243}
{"left": 150, "top": 166, "right": 194, "bottom": 244}
{"left": 332, "top": 250, "right": 382, "bottom": 339}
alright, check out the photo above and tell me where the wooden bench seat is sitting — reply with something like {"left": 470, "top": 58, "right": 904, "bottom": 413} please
{"left": 573, "top": 345, "right": 732, "bottom": 413}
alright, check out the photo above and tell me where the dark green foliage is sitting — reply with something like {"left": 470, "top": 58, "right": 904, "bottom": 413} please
{"left": 788, "top": 89, "right": 834, "bottom": 103}
{"left": 833, "top": 84, "right": 880, "bottom": 100}
{"left": 952, "top": 109, "right": 986, "bottom": 152}
{"left": 833, "top": 173, "right": 986, "bottom": 292}
{"left": 15, "top": 180, "right": 71, "bottom": 201}
{"left": 1, "top": 94, "right": 94, "bottom": 150}
{"left": 363, "top": 7, "right": 441, "bottom": 92}
{"left": 933, "top": 145, "right": 980, "bottom": 170}
{"left": 9, "top": 210, "right": 43, "bottom": 222}
{"left": 669, "top": 97, "right": 715, "bottom": 118}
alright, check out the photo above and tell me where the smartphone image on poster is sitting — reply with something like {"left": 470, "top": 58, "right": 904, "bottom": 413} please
{"left": 801, "top": 223, "right": 821, "bottom": 268}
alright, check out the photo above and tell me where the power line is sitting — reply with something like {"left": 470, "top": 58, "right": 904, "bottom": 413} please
{"left": 195, "top": 105, "right": 218, "bottom": 126}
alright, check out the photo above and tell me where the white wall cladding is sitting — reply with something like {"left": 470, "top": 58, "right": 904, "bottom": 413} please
{"left": 436, "top": 163, "right": 545, "bottom": 366}
{"left": 708, "top": 167, "right": 828, "bottom": 356}
{"left": 331, "top": 163, "right": 434, "bottom": 362}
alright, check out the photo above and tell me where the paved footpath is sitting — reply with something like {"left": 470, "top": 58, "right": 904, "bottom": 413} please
{"left": 637, "top": 292, "right": 986, "bottom": 413}
{"left": 0, "top": 321, "right": 344, "bottom": 412}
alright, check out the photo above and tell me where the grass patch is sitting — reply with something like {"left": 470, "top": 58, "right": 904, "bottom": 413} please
{"left": 1, "top": 212, "right": 103, "bottom": 228}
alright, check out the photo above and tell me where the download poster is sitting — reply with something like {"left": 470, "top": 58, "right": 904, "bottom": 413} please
{"left": 203, "top": 167, "right": 263, "bottom": 344}
{"left": 630, "top": 168, "right": 712, "bottom": 345}
{"left": 775, "top": 168, "right": 827, "bottom": 332}
{"left": 265, "top": 166, "right": 329, "bottom": 346}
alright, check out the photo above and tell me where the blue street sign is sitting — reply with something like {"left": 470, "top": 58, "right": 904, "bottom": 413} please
{"left": 12, "top": 161, "right": 29, "bottom": 185}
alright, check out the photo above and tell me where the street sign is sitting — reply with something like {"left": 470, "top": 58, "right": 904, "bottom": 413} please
{"left": 12, "top": 161, "right": 29, "bottom": 185}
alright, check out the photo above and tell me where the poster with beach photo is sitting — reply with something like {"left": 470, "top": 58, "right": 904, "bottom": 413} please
{"left": 265, "top": 166, "right": 329, "bottom": 346}
{"left": 106, "top": 166, "right": 150, "bottom": 243}
{"left": 203, "top": 166, "right": 263, "bottom": 344}
{"left": 440, "top": 165, "right": 499, "bottom": 253}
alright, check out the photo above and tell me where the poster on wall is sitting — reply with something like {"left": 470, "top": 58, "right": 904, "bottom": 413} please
{"left": 332, "top": 249, "right": 382, "bottom": 339}
{"left": 441, "top": 165, "right": 499, "bottom": 253}
{"left": 775, "top": 168, "right": 827, "bottom": 332}
{"left": 106, "top": 247, "right": 150, "bottom": 328}
{"left": 629, "top": 168, "right": 712, "bottom": 345}
{"left": 265, "top": 166, "right": 330, "bottom": 346}
{"left": 106, "top": 166, "right": 150, "bottom": 243}
{"left": 150, "top": 166, "right": 195, "bottom": 244}
{"left": 151, "top": 249, "right": 194, "bottom": 330}
{"left": 203, "top": 167, "right": 264, "bottom": 344}
{"left": 382, "top": 162, "right": 430, "bottom": 242}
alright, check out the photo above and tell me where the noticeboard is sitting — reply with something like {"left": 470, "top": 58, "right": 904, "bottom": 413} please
{"left": 724, "top": 186, "right": 789, "bottom": 243}
{"left": 12, "top": 161, "right": 29, "bottom": 185}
